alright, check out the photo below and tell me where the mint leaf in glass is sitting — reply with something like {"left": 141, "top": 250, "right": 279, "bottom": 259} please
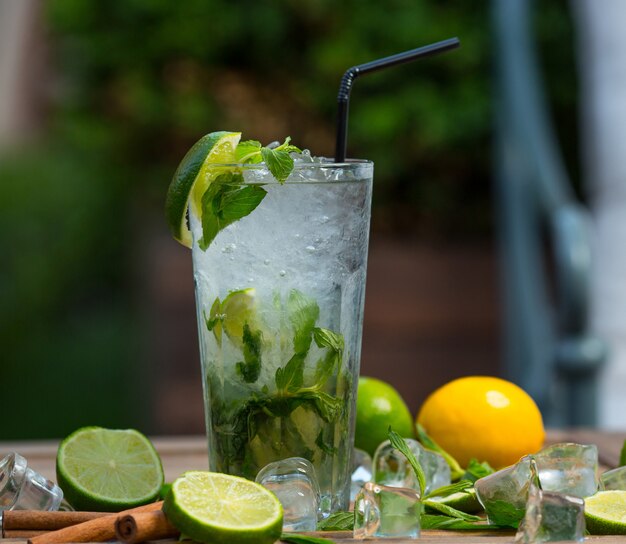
{"left": 199, "top": 172, "right": 267, "bottom": 249}
{"left": 235, "top": 323, "right": 263, "bottom": 383}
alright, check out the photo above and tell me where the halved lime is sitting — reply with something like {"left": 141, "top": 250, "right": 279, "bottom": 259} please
{"left": 56, "top": 427, "right": 164, "bottom": 512}
{"left": 165, "top": 131, "right": 241, "bottom": 247}
{"left": 585, "top": 490, "right": 626, "bottom": 534}
{"left": 163, "top": 471, "right": 283, "bottom": 544}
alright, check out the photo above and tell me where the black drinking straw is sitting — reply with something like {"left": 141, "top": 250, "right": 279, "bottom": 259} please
{"left": 334, "top": 38, "right": 461, "bottom": 163}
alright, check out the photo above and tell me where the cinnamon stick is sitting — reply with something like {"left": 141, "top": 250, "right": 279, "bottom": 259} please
{"left": 27, "top": 501, "right": 164, "bottom": 544}
{"left": 3, "top": 510, "right": 109, "bottom": 531}
{"left": 115, "top": 511, "right": 179, "bottom": 544}
{"left": 3, "top": 530, "right": 48, "bottom": 538}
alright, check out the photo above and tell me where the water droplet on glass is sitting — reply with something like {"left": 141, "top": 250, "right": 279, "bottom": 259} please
{"left": 306, "top": 245, "right": 316, "bottom": 253}
{"left": 264, "top": 259, "right": 271, "bottom": 265}
{"left": 320, "top": 216, "right": 329, "bottom": 224}
{"left": 294, "top": 233, "right": 301, "bottom": 239}
{"left": 279, "top": 270, "right": 287, "bottom": 277}
{"left": 222, "top": 243, "right": 237, "bottom": 254}
{"left": 248, "top": 278, "right": 254, "bottom": 283}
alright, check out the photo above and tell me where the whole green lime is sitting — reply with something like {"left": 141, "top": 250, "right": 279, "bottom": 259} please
{"left": 355, "top": 376, "right": 415, "bottom": 456}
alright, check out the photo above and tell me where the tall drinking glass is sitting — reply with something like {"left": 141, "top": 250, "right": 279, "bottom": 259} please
{"left": 189, "top": 159, "right": 373, "bottom": 512}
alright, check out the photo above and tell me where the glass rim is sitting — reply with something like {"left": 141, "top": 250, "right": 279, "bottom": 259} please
{"left": 206, "top": 158, "right": 373, "bottom": 169}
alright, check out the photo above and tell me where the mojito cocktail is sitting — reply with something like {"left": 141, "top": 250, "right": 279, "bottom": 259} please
{"left": 167, "top": 133, "right": 372, "bottom": 512}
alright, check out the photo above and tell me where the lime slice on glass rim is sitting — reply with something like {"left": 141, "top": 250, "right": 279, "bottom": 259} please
{"left": 585, "top": 490, "right": 626, "bottom": 535}
{"left": 165, "top": 131, "right": 241, "bottom": 247}
{"left": 56, "top": 426, "right": 163, "bottom": 512}
{"left": 162, "top": 471, "right": 283, "bottom": 544}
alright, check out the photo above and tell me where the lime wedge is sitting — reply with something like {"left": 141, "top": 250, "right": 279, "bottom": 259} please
{"left": 222, "top": 288, "right": 258, "bottom": 341}
{"left": 165, "top": 131, "right": 241, "bottom": 247}
{"left": 163, "top": 471, "right": 283, "bottom": 544}
{"left": 585, "top": 490, "right": 626, "bottom": 534}
{"left": 56, "top": 427, "right": 164, "bottom": 512}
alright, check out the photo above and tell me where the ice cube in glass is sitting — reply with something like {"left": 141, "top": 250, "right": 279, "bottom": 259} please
{"left": 351, "top": 448, "right": 373, "bottom": 501}
{"left": 353, "top": 482, "right": 421, "bottom": 540}
{"left": 535, "top": 443, "right": 599, "bottom": 498}
{"left": 373, "top": 439, "right": 450, "bottom": 494}
{"left": 515, "top": 484, "right": 585, "bottom": 543}
{"left": 255, "top": 457, "right": 321, "bottom": 532}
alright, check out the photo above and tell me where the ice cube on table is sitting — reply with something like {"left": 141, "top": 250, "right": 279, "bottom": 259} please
{"left": 351, "top": 448, "right": 373, "bottom": 501}
{"left": 0, "top": 453, "right": 27, "bottom": 510}
{"left": 0, "top": 453, "right": 63, "bottom": 512}
{"left": 353, "top": 482, "right": 421, "bottom": 540}
{"left": 255, "top": 457, "right": 321, "bottom": 532}
{"left": 535, "top": 443, "right": 599, "bottom": 498}
{"left": 475, "top": 456, "right": 535, "bottom": 526}
{"left": 601, "top": 465, "right": 626, "bottom": 490}
{"left": 515, "top": 484, "right": 585, "bottom": 543}
{"left": 373, "top": 439, "right": 451, "bottom": 494}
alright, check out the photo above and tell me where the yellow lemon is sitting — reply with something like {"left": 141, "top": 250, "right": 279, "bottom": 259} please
{"left": 417, "top": 376, "right": 545, "bottom": 469}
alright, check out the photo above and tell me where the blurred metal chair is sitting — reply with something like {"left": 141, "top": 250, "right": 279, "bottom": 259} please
{"left": 492, "top": 0, "right": 607, "bottom": 426}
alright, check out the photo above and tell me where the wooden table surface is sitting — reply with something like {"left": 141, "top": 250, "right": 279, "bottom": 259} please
{"left": 1, "top": 430, "right": 625, "bottom": 543}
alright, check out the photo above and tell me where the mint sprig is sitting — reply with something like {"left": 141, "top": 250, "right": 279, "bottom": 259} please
{"left": 235, "top": 136, "right": 302, "bottom": 183}
{"left": 317, "top": 511, "right": 354, "bottom": 531}
{"left": 388, "top": 428, "right": 427, "bottom": 497}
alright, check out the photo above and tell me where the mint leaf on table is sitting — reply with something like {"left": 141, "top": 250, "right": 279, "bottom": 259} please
{"left": 199, "top": 172, "right": 267, "bottom": 249}
{"left": 425, "top": 480, "right": 473, "bottom": 499}
{"left": 235, "top": 323, "right": 262, "bottom": 383}
{"left": 388, "top": 428, "right": 427, "bottom": 497}
{"left": 280, "top": 534, "right": 335, "bottom": 544}
{"left": 422, "top": 500, "right": 482, "bottom": 521}
{"left": 421, "top": 514, "right": 505, "bottom": 531}
{"left": 317, "top": 511, "right": 354, "bottom": 531}
{"left": 462, "top": 458, "right": 495, "bottom": 482}
{"left": 483, "top": 499, "right": 525, "bottom": 528}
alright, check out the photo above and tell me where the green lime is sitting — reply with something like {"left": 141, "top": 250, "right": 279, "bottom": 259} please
{"left": 165, "top": 131, "right": 241, "bottom": 247}
{"left": 427, "top": 489, "right": 482, "bottom": 514}
{"left": 585, "top": 490, "right": 626, "bottom": 534}
{"left": 163, "top": 471, "right": 283, "bottom": 544}
{"left": 355, "top": 376, "right": 415, "bottom": 456}
{"left": 56, "top": 427, "right": 164, "bottom": 512}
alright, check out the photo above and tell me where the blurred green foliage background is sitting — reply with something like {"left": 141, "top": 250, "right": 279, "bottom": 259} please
{"left": 0, "top": 0, "right": 576, "bottom": 438}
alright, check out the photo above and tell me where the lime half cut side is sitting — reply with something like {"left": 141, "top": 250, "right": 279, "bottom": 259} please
{"left": 585, "top": 490, "right": 626, "bottom": 535}
{"left": 165, "top": 131, "right": 241, "bottom": 247}
{"left": 163, "top": 471, "right": 283, "bottom": 544}
{"left": 56, "top": 427, "right": 164, "bottom": 512}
